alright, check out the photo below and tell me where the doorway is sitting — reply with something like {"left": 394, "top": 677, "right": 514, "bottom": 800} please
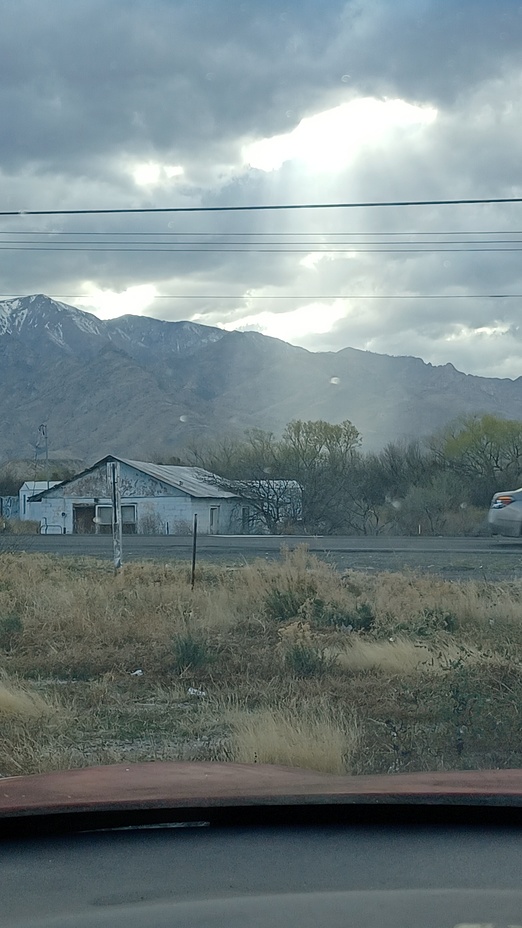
{"left": 73, "top": 505, "right": 96, "bottom": 534}
{"left": 209, "top": 506, "right": 220, "bottom": 535}
{"left": 241, "top": 506, "right": 251, "bottom": 534}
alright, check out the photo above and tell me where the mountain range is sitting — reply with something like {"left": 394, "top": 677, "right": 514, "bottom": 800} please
{"left": 1, "top": 293, "right": 521, "bottom": 464}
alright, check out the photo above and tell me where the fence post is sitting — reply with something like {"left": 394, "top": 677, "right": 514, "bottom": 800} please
{"left": 191, "top": 513, "right": 198, "bottom": 590}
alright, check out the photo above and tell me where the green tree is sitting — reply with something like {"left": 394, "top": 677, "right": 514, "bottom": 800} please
{"left": 279, "top": 420, "right": 361, "bottom": 533}
{"left": 185, "top": 420, "right": 362, "bottom": 534}
{"left": 390, "top": 472, "right": 476, "bottom": 536}
{"left": 369, "top": 440, "right": 440, "bottom": 500}
{"left": 432, "top": 414, "right": 522, "bottom": 506}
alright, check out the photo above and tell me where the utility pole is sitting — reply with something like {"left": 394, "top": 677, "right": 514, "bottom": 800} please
{"left": 109, "top": 460, "right": 123, "bottom": 571}
{"left": 39, "top": 424, "right": 49, "bottom": 489}
{"left": 191, "top": 513, "right": 198, "bottom": 590}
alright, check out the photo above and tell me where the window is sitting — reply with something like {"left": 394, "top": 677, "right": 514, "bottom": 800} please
{"left": 95, "top": 504, "right": 137, "bottom": 534}
{"left": 95, "top": 506, "right": 112, "bottom": 525}
{"left": 122, "top": 505, "right": 137, "bottom": 534}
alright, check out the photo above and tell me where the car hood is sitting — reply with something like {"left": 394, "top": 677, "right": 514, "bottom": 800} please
{"left": 2, "top": 762, "right": 522, "bottom": 822}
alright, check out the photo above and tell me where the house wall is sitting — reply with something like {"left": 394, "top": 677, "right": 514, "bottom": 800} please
{"left": 37, "top": 497, "right": 69, "bottom": 534}
{"left": 36, "top": 494, "right": 241, "bottom": 535}
{"left": 35, "top": 462, "right": 242, "bottom": 535}
{"left": 19, "top": 483, "right": 61, "bottom": 522}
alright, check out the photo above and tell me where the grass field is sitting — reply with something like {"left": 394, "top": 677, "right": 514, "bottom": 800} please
{"left": 1, "top": 547, "right": 522, "bottom": 778}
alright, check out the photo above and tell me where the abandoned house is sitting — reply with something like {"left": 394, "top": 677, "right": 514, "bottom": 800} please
{"left": 28, "top": 456, "right": 245, "bottom": 535}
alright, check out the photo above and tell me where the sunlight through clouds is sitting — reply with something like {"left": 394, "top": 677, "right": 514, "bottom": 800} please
{"left": 132, "top": 162, "right": 184, "bottom": 185}
{"left": 243, "top": 97, "right": 437, "bottom": 172}
{"left": 220, "top": 300, "right": 348, "bottom": 342}
{"left": 76, "top": 284, "right": 158, "bottom": 319}
{"left": 300, "top": 251, "right": 356, "bottom": 269}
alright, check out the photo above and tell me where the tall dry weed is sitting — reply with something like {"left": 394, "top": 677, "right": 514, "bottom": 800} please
{"left": 227, "top": 699, "right": 360, "bottom": 775}
{"left": 0, "top": 674, "right": 50, "bottom": 718}
{"left": 333, "top": 637, "right": 494, "bottom": 675}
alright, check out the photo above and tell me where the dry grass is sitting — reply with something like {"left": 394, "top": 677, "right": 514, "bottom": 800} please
{"left": 1, "top": 547, "right": 522, "bottom": 777}
{"left": 334, "top": 637, "right": 499, "bottom": 675}
{"left": 1, "top": 519, "right": 40, "bottom": 535}
{"left": 227, "top": 700, "right": 360, "bottom": 774}
{"left": 0, "top": 674, "right": 51, "bottom": 718}
{"left": 0, "top": 674, "right": 71, "bottom": 777}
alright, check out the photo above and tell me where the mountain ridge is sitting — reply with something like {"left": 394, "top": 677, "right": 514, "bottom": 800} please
{"left": 1, "top": 294, "right": 521, "bottom": 462}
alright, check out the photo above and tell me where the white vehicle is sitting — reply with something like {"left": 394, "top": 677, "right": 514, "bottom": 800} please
{"left": 488, "top": 488, "right": 522, "bottom": 537}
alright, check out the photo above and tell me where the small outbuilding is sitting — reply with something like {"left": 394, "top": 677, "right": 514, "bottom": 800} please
{"left": 28, "top": 456, "right": 244, "bottom": 535}
{"left": 19, "top": 481, "right": 61, "bottom": 523}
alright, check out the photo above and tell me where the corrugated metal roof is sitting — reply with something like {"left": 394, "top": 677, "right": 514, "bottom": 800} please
{"left": 120, "top": 459, "right": 238, "bottom": 498}
{"left": 29, "top": 457, "right": 238, "bottom": 500}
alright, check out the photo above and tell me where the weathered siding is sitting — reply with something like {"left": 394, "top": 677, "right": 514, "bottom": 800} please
{"left": 35, "top": 461, "right": 243, "bottom": 535}
{"left": 38, "top": 497, "right": 69, "bottom": 534}
{"left": 36, "top": 496, "right": 241, "bottom": 535}
{"left": 42, "top": 462, "right": 187, "bottom": 500}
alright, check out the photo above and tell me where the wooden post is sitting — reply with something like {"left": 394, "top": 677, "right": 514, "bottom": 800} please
{"left": 191, "top": 513, "right": 198, "bottom": 590}
{"left": 110, "top": 461, "right": 123, "bottom": 571}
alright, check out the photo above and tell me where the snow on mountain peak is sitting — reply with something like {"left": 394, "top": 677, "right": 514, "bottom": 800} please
{"left": 0, "top": 294, "right": 105, "bottom": 340}
{"left": 0, "top": 293, "right": 226, "bottom": 359}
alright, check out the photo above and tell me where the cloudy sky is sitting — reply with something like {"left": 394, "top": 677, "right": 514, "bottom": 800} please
{"left": 1, "top": 0, "right": 522, "bottom": 377}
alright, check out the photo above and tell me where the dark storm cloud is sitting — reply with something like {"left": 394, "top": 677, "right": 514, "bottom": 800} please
{"left": 0, "top": 0, "right": 346, "bottom": 175}
{"left": 1, "top": 0, "right": 520, "bottom": 177}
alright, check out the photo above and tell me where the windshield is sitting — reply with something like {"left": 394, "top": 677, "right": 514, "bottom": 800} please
{"left": 1, "top": 0, "right": 522, "bottom": 788}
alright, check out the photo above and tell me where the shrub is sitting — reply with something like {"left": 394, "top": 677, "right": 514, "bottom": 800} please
{"left": 350, "top": 602, "right": 375, "bottom": 631}
{"left": 390, "top": 607, "right": 459, "bottom": 638}
{"left": 172, "top": 633, "right": 211, "bottom": 673}
{"left": 264, "top": 581, "right": 320, "bottom": 622}
{"left": 283, "top": 643, "right": 330, "bottom": 677}
{"left": 172, "top": 520, "right": 194, "bottom": 536}
{"left": 0, "top": 614, "right": 23, "bottom": 651}
{"left": 276, "top": 619, "right": 335, "bottom": 677}
{"left": 313, "top": 599, "right": 375, "bottom": 632}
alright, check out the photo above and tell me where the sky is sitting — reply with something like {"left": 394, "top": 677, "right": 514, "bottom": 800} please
{"left": 1, "top": 0, "right": 522, "bottom": 378}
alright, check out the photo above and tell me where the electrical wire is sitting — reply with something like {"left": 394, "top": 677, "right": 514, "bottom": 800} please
{"left": 2, "top": 196, "right": 522, "bottom": 217}
{"left": 3, "top": 230, "right": 522, "bottom": 236}
{"left": 3, "top": 238, "right": 522, "bottom": 246}
{"left": 1, "top": 245, "right": 522, "bottom": 253}
{"left": 1, "top": 293, "right": 521, "bottom": 300}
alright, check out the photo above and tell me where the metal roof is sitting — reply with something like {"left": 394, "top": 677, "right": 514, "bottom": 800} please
{"left": 120, "top": 459, "right": 238, "bottom": 498}
{"left": 29, "top": 457, "right": 237, "bottom": 500}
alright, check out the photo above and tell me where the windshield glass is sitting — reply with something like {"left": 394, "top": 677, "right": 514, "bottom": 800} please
{"left": 1, "top": 0, "right": 522, "bottom": 786}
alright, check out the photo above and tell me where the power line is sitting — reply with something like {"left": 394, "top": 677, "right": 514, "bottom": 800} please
{"left": 3, "top": 238, "right": 522, "bottom": 246}
{"left": 1, "top": 245, "right": 522, "bottom": 253}
{"left": 2, "top": 196, "right": 522, "bottom": 217}
{"left": 3, "top": 229, "right": 522, "bottom": 236}
{"left": 1, "top": 293, "right": 521, "bottom": 300}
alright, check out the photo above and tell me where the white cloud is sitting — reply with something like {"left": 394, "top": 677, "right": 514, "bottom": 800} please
{"left": 445, "top": 323, "right": 512, "bottom": 342}
{"left": 131, "top": 162, "right": 184, "bottom": 185}
{"left": 75, "top": 284, "right": 158, "bottom": 320}
{"left": 220, "top": 300, "right": 348, "bottom": 342}
{"left": 242, "top": 97, "right": 437, "bottom": 172}
{"left": 299, "top": 251, "right": 355, "bottom": 270}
